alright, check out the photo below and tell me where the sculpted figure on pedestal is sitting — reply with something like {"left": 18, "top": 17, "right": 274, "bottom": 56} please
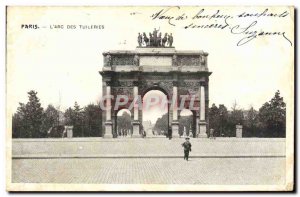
{"left": 137, "top": 33, "right": 142, "bottom": 47}
{"left": 133, "top": 54, "right": 139, "bottom": 66}
{"left": 168, "top": 33, "right": 173, "bottom": 47}
{"left": 104, "top": 52, "right": 111, "bottom": 67}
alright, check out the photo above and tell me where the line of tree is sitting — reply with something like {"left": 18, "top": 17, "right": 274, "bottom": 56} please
{"left": 152, "top": 113, "right": 195, "bottom": 137}
{"left": 12, "top": 90, "right": 286, "bottom": 138}
{"left": 153, "top": 113, "right": 169, "bottom": 135}
{"left": 12, "top": 90, "right": 102, "bottom": 138}
{"left": 116, "top": 111, "right": 132, "bottom": 137}
{"left": 209, "top": 90, "right": 286, "bottom": 137}
{"left": 152, "top": 90, "right": 286, "bottom": 138}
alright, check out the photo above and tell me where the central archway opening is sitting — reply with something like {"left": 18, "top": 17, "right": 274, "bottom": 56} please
{"left": 142, "top": 90, "right": 169, "bottom": 137}
{"left": 116, "top": 109, "right": 132, "bottom": 138}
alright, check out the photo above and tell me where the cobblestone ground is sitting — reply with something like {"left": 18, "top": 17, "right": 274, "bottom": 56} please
{"left": 12, "top": 157, "right": 285, "bottom": 185}
{"left": 13, "top": 138, "right": 285, "bottom": 157}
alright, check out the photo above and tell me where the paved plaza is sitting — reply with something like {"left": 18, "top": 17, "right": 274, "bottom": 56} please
{"left": 12, "top": 157, "right": 285, "bottom": 185}
{"left": 11, "top": 138, "right": 286, "bottom": 185}
{"left": 12, "top": 138, "right": 285, "bottom": 157}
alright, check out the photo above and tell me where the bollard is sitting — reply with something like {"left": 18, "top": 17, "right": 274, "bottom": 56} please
{"left": 65, "top": 126, "right": 73, "bottom": 138}
{"left": 236, "top": 125, "right": 243, "bottom": 138}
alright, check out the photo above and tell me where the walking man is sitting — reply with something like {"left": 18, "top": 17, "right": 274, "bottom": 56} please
{"left": 181, "top": 137, "right": 192, "bottom": 161}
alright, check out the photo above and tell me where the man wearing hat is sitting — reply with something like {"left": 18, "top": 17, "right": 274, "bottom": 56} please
{"left": 181, "top": 137, "right": 192, "bottom": 161}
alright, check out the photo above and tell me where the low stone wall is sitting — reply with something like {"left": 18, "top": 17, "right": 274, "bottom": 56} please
{"left": 12, "top": 138, "right": 286, "bottom": 158}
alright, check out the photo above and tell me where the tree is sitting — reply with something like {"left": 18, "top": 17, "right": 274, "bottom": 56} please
{"left": 227, "top": 101, "right": 244, "bottom": 137}
{"left": 218, "top": 104, "right": 230, "bottom": 137}
{"left": 154, "top": 113, "right": 168, "bottom": 135}
{"left": 116, "top": 111, "right": 131, "bottom": 137}
{"left": 243, "top": 107, "right": 259, "bottom": 137}
{"left": 83, "top": 104, "right": 102, "bottom": 137}
{"left": 208, "top": 104, "right": 231, "bottom": 137}
{"left": 73, "top": 102, "right": 84, "bottom": 137}
{"left": 208, "top": 104, "right": 220, "bottom": 136}
{"left": 12, "top": 109, "right": 24, "bottom": 138}
{"left": 42, "top": 104, "right": 60, "bottom": 133}
{"left": 12, "top": 90, "right": 44, "bottom": 138}
{"left": 63, "top": 102, "right": 84, "bottom": 137}
{"left": 258, "top": 90, "right": 286, "bottom": 137}
{"left": 12, "top": 103, "right": 26, "bottom": 138}
{"left": 64, "top": 107, "right": 74, "bottom": 126}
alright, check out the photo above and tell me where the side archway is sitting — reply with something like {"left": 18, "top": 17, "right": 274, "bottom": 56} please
{"left": 115, "top": 109, "right": 132, "bottom": 138}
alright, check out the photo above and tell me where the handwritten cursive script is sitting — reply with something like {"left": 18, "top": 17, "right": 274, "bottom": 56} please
{"left": 149, "top": 7, "right": 292, "bottom": 46}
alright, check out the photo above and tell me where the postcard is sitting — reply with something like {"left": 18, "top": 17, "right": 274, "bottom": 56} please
{"left": 6, "top": 6, "right": 294, "bottom": 191}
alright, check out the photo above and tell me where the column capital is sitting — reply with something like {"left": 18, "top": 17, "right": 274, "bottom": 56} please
{"left": 173, "top": 81, "right": 179, "bottom": 86}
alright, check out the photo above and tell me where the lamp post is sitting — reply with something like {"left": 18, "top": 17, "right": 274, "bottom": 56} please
{"left": 220, "top": 111, "right": 223, "bottom": 137}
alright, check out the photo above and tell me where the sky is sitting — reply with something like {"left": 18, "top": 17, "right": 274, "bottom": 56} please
{"left": 142, "top": 90, "right": 168, "bottom": 124}
{"left": 6, "top": 6, "right": 294, "bottom": 123}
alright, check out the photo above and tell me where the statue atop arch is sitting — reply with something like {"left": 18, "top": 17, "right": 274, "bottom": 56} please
{"left": 138, "top": 28, "right": 174, "bottom": 47}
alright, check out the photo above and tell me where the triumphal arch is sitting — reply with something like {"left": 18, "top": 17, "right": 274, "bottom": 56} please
{"left": 100, "top": 32, "right": 212, "bottom": 138}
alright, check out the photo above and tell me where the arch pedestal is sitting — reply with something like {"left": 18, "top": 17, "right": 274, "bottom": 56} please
{"left": 171, "top": 121, "right": 180, "bottom": 138}
{"left": 104, "top": 121, "right": 113, "bottom": 138}
{"left": 132, "top": 121, "right": 141, "bottom": 138}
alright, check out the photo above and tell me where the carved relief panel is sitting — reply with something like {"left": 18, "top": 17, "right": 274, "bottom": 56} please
{"left": 177, "top": 55, "right": 200, "bottom": 66}
{"left": 112, "top": 55, "right": 134, "bottom": 65}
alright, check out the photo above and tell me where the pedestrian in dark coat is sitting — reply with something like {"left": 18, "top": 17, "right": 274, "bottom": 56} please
{"left": 168, "top": 126, "right": 172, "bottom": 140}
{"left": 181, "top": 137, "right": 192, "bottom": 161}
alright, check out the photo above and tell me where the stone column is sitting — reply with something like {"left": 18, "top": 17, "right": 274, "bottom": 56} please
{"left": 132, "top": 81, "right": 141, "bottom": 138}
{"left": 104, "top": 82, "right": 113, "bottom": 138}
{"left": 171, "top": 81, "right": 179, "bottom": 137}
{"left": 198, "top": 83, "right": 207, "bottom": 138}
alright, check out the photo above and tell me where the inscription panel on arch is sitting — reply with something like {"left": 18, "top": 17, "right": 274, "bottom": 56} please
{"left": 139, "top": 56, "right": 172, "bottom": 67}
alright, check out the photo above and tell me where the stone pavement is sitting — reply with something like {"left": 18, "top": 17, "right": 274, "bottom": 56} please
{"left": 12, "top": 157, "right": 285, "bottom": 184}
{"left": 11, "top": 138, "right": 286, "bottom": 185}
{"left": 12, "top": 138, "right": 285, "bottom": 158}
